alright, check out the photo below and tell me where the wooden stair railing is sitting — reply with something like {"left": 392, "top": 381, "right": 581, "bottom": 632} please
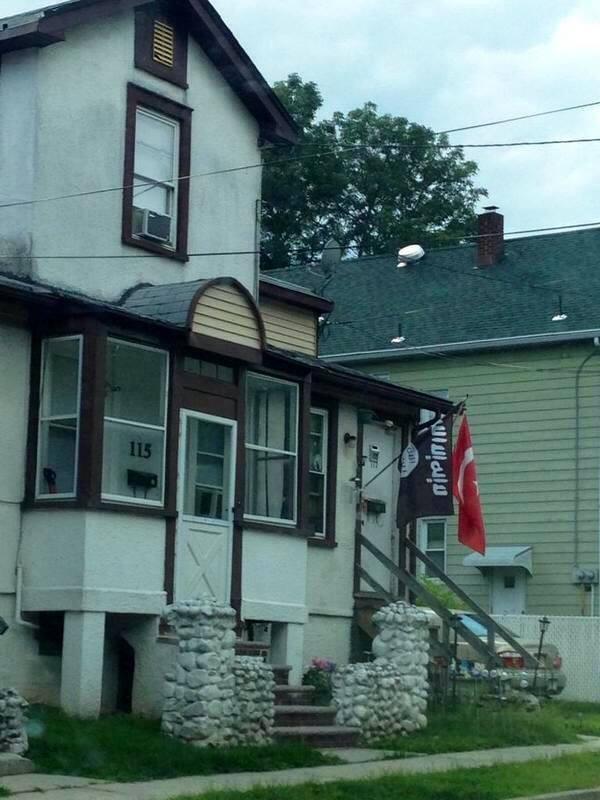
{"left": 356, "top": 565, "right": 454, "bottom": 661}
{"left": 404, "top": 538, "right": 537, "bottom": 669}
{"left": 358, "top": 534, "right": 503, "bottom": 667}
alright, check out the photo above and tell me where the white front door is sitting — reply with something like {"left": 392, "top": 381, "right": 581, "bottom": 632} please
{"left": 491, "top": 569, "right": 526, "bottom": 615}
{"left": 175, "top": 411, "right": 236, "bottom": 604}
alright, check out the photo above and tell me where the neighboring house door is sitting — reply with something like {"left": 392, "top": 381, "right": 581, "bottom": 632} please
{"left": 175, "top": 411, "right": 236, "bottom": 603}
{"left": 361, "top": 423, "right": 396, "bottom": 594}
{"left": 490, "top": 569, "right": 526, "bottom": 615}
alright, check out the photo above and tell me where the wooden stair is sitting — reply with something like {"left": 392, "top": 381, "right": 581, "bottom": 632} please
{"left": 272, "top": 665, "right": 360, "bottom": 748}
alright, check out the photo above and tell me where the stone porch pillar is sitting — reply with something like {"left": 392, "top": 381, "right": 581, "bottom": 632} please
{"left": 60, "top": 611, "right": 106, "bottom": 718}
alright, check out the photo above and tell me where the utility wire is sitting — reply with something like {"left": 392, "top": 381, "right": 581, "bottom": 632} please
{"left": 3, "top": 217, "right": 600, "bottom": 260}
{"left": 438, "top": 99, "right": 600, "bottom": 135}
{"left": 341, "top": 340, "right": 600, "bottom": 376}
{"left": 4, "top": 135, "right": 600, "bottom": 213}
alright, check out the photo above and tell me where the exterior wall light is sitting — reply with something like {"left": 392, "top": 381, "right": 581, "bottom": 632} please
{"left": 343, "top": 432, "right": 357, "bottom": 447}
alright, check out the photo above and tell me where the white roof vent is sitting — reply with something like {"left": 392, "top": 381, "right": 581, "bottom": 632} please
{"left": 397, "top": 244, "right": 425, "bottom": 268}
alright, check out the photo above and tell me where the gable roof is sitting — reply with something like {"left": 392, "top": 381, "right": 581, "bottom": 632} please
{"left": 0, "top": 0, "right": 297, "bottom": 144}
{"left": 267, "top": 227, "right": 600, "bottom": 362}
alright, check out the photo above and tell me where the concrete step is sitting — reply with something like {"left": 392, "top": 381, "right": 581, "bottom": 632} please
{"left": 273, "top": 725, "right": 361, "bottom": 748}
{"left": 0, "top": 753, "right": 35, "bottom": 776}
{"left": 234, "top": 640, "right": 269, "bottom": 658}
{"left": 274, "top": 705, "right": 337, "bottom": 727}
{"left": 274, "top": 685, "right": 316, "bottom": 706}
{"left": 273, "top": 665, "right": 292, "bottom": 686}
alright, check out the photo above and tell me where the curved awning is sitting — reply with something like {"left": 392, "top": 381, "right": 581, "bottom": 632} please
{"left": 463, "top": 546, "right": 533, "bottom": 575}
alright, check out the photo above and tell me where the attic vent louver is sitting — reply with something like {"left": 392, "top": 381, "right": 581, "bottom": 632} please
{"left": 153, "top": 21, "right": 175, "bottom": 68}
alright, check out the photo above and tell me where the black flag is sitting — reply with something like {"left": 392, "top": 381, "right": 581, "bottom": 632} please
{"left": 396, "top": 415, "right": 454, "bottom": 528}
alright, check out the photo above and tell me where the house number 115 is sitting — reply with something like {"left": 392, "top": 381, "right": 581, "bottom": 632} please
{"left": 129, "top": 441, "right": 152, "bottom": 459}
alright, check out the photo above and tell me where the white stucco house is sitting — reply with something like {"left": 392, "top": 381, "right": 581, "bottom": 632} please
{"left": 0, "top": 0, "right": 452, "bottom": 719}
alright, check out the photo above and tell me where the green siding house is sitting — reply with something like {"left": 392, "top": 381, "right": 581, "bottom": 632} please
{"left": 270, "top": 210, "right": 600, "bottom": 617}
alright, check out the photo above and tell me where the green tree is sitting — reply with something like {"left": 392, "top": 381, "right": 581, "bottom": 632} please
{"left": 261, "top": 74, "right": 487, "bottom": 269}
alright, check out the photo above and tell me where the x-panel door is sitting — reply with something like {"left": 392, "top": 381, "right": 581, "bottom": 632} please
{"left": 175, "top": 411, "right": 236, "bottom": 604}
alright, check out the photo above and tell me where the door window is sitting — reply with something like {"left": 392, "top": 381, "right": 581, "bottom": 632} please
{"left": 184, "top": 418, "right": 232, "bottom": 521}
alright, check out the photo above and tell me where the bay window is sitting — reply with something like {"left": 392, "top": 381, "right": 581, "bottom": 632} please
{"left": 36, "top": 336, "right": 82, "bottom": 498}
{"left": 245, "top": 374, "right": 298, "bottom": 524}
{"left": 102, "top": 339, "right": 169, "bottom": 505}
{"left": 308, "top": 409, "right": 328, "bottom": 536}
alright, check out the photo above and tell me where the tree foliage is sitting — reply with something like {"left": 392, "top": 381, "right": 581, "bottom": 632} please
{"left": 261, "top": 74, "right": 487, "bottom": 269}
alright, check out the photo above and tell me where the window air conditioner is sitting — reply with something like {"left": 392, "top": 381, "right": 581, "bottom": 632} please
{"left": 133, "top": 207, "right": 172, "bottom": 243}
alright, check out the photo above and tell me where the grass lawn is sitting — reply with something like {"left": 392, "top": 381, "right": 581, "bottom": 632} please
{"left": 26, "top": 706, "right": 337, "bottom": 782}
{"left": 373, "top": 700, "right": 600, "bottom": 754}
{"left": 173, "top": 752, "right": 600, "bottom": 800}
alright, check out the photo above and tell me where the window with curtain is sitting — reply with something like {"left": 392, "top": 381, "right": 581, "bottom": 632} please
{"left": 37, "top": 336, "right": 82, "bottom": 498}
{"left": 245, "top": 374, "right": 298, "bottom": 523}
{"left": 102, "top": 339, "right": 169, "bottom": 505}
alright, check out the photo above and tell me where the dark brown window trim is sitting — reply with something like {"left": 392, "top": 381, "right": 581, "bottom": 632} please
{"left": 122, "top": 83, "right": 192, "bottom": 262}
{"left": 242, "top": 520, "right": 313, "bottom": 539}
{"left": 135, "top": 4, "right": 188, "bottom": 89}
{"left": 307, "top": 398, "right": 338, "bottom": 545}
{"left": 25, "top": 321, "right": 176, "bottom": 517}
{"left": 307, "top": 536, "right": 338, "bottom": 549}
{"left": 22, "top": 499, "right": 177, "bottom": 520}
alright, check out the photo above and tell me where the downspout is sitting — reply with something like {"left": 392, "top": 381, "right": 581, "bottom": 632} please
{"left": 15, "top": 516, "right": 38, "bottom": 631}
{"left": 574, "top": 343, "right": 600, "bottom": 616}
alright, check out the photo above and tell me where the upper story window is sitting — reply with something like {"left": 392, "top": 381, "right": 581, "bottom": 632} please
{"left": 36, "top": 337, "right": 83, "bottom": 499}
{"left": 133, "top": 108, "right": 180, "bottom": 248}
{"left": 134, "top": 5, "right": 188, "bottom": 88}
{"left": 308, "top": 409, "right": 328, "bottom": 537}
{"left": 245, "top": 374, "right": 298, "bottom": 525}
{"left": 102, "top": 339, "right": 169, "bottom": 506}
{"left": 122, "top": 85, "right": 192, "bottom": 261}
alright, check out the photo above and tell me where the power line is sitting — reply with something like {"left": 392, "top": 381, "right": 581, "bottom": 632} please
{"left": 438, "top": 99, "right": 600, "bottom": 135}
{"left": 3, "top": 217, "right": 600, "bottom": 260}
{"left": 270, "top": 99, "right": 600, "bottom": 147}
{"left": 347, "top": 339, "right": 600, "bottom": 376}
{"left": 4, "top": 135, "right": 600, "bottom": 213}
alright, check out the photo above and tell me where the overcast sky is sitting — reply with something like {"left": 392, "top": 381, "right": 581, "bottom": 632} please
{"left": 4, "top": 0, "right": 600, "bottom": 237}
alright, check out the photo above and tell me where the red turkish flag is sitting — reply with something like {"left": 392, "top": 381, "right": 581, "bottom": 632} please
{"left": 452, "top": 416, "right": 486, "bottom": 554}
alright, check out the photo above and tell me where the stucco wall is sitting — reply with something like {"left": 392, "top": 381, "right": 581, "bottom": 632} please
{"left": 0, "top": 10, "right": 261, "bottom": 299}
{"left": 365, "top": 343, "right": 600, "bottom": 616}
{"left": 21, "top": 510, "right": 166, "bottom": 615}
{"left": 242, "top": 530, "right": 308, "bottom": 625}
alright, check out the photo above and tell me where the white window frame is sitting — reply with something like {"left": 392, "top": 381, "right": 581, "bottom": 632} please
{"left": 36, "top": 335, "right": 83, "bottom": 500}
{"left": 417, "top": 518, "right": 447, "bottom": 577}
{"left": 309, "top": 407, "right": 328, "bottom": 537}
{"left": 133, "top": 106, "right": 180, "bottom": 249}
{"left": 244, "top": 373, "right": 299, "bottom": 526}
{"left": 101, "top": 338, "right": 170, "bottom": 507}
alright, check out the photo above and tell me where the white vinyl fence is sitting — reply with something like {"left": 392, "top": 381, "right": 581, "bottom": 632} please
{"left": 493, "top": 614, "right": 600, "bottom": 703}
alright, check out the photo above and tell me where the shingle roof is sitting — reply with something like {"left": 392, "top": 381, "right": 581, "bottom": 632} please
{"left": 120, "top": 280, "right": 207, "bottom": 326}
{"left": 267, "top": 227, "right": 600, "bottom": 357}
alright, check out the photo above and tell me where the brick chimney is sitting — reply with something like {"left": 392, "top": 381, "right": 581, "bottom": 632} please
{"left": 477, "top": 206, "right": 504, "bottom": 267}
